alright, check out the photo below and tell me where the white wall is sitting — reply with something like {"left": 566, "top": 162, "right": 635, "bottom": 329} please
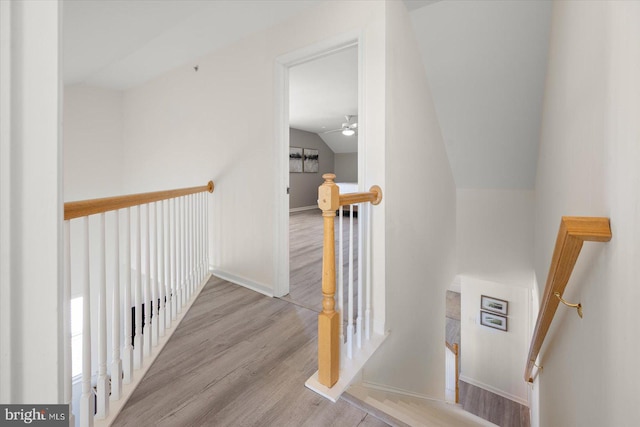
{"left": 532, "top": 1, "right": 640, "bottom": 426}
{"left": 64, "top": 85, "right": 124, "bottom": 201}
{"left": 120, "top": 1, "right": 387, "bottom": 298}
{"left": 457, "top": 189, "right": 535, "bottom": 289}
{"left": 0, "top": 0, "right": 63, "bottom": 403}
{"left": 460, "top": 276, "right": 529, "bottom": 405}
{"left": 363, "top": 0, "right": 456, "bottom": 398}
{"left": 334, "top": 152, "right": 358, "bottom": 183}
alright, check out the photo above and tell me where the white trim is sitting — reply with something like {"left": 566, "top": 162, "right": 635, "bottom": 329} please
{"left": 0, "top": 0, "right": 13, "bottom": 402}
{"left": 274, "top": 29, "right": 364, "bottom": 300}
{"left": 212, "top": 269, "right": 274, "bottom": 298}
{"left": 305, "top": 331, "right": 387, "bottom": 402}
{"left": 94, "top": 273, "right": 212, "bottom": 427}
{"left": 289, "top": 205, "right": 319, "bottom": 213}
{"left": 459, "top": 375, "right": 529, "bottom": 407}
{"left": 273, "top": 57, "right": 290, "bottom": 298}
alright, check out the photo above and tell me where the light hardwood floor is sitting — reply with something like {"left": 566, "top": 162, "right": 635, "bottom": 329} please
{"left": 284, "top": 210, "right": 358, "bottom": 322}
{"left": 113, "top": 277, "right": 387, "bottom": 427}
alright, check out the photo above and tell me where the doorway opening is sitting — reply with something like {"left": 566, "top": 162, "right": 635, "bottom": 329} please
{"left": 283, "top": 45, "right": 358, "bottom": 311}
{"left": 273, "top": 34, "right": 363, "bottom": 301}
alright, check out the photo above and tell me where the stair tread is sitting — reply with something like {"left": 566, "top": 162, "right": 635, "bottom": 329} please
{"left": 345, "top": 384, "right": 497, "bottom": 427}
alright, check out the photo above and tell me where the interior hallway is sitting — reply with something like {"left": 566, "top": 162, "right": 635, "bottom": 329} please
{"left": 113, "top": 276, "right": 387, "bottom": 427}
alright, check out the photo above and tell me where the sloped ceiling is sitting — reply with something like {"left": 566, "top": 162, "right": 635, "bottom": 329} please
{"left": 289, "top": 46, "right": 358, "bottom": 154}
{"left": 410, "top": 1, "right": 552, "bottom": 189}
{"left": 63, "top": 0, "right": 552, "bottom": 188}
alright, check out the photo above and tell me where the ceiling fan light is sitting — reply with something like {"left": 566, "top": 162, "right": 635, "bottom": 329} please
{"left": 342, "top": 129, "right": 355, "bottom": 136}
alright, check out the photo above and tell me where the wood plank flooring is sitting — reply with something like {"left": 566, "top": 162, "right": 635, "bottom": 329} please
{"left": 459, "top": 381, "right": 530, "bottom": 427}
{"left": 284, "top": 210, "right": 359, "bottom": 323}
{"left": 113, "top": 277, "right": 387, "bottom": 427}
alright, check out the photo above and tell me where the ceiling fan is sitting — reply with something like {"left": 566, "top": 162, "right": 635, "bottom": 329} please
{"left": 322, "top": 115, "right": 358, "bottom": 136}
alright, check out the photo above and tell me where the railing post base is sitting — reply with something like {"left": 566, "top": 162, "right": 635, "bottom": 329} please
{"left": 318, "top": 311, "right": 340, "bottom": 387}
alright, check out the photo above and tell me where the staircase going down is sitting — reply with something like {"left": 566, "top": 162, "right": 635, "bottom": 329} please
{"left": 344, "top": 384, "right": 498, "bottom": 427}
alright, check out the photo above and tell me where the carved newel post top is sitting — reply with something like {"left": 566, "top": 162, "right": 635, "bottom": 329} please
{"left": 322, "top": 173, "right": 336, "bottom": 183}
{"left": 318, "top": 174, "right": 339, "bottom": 212}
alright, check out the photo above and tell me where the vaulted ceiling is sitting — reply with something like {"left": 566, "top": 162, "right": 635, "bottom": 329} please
{"left": 63, "top": 0, "right": 551, "bottom": 189}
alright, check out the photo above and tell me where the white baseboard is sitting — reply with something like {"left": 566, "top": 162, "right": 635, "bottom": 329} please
{"left": 459, "top": 375, "right": 529, "bottom": 407}
{"left": 289, "top": 205, "right": 318, "bottom": 213}
{"left": 211, "top": 269, "right": 274, "bottom": 297}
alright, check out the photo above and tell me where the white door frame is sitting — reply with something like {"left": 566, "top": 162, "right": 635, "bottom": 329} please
{"left": 273, "top": 31, "right": 366, "bottom": 297}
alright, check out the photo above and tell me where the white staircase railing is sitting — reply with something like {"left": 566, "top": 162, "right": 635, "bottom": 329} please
{"left": 63, "top": 181, "right": 214, "bottom": 426}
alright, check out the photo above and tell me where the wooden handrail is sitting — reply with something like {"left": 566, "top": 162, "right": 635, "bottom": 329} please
{"left": 64, "top": 181, "right": 214, "bottom": 220}
{"left": 524, "top": 216, "right": 611, "bottom": 383}
{"left": 339, "top": 186, "right": 382, "bottom": 207}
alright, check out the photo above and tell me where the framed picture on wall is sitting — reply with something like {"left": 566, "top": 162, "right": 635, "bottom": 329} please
{"left": 481, "top": 295, "right": 508, "bottom": 315}
{"left": 303, "top": 148, "right": 319, "bottom": 173}
{"left": 480, "top": 311, "right": 508, "bottom": 331}
{"left": 289, "top": 147, "right": 303, "bottom": 173}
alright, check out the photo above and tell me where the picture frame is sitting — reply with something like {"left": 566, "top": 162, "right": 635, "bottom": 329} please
{"left": 303, "top": 148, "right": 319, "bottom": 173}
{"left": 480, "top": 311, "right": 508, "bottom": 331}
{"left": 481, "top": 295, "right": 508, "bottom": 315}
{"left": 289, "top": 147, "right": 303, "bottom": 173}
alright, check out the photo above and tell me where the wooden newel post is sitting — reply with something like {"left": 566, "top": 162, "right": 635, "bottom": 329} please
{"left": 317, "top": 173, "right": 340, "bottom": 387}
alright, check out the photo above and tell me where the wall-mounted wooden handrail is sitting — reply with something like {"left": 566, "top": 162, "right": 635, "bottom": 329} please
{"left": 524, "top": 216, "right": 611, "bottom": 383}
{"left": 64, "top": 181, "right": 214, "bottom": 220}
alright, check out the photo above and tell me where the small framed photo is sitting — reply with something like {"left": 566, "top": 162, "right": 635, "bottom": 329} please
{"left": 289, "top": 147, "right": 303, "bottom": 173}
{"left": 303, "top": 148, "right": 319, "bottom": 173}
{"left": 481, "top": 295, "right": 508, "bottom": 315}
{"left": 480, "top": 311, "right": 508, "bottom": 331}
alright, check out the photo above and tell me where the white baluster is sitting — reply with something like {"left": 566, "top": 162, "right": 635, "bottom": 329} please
{"left": 111, "top": 211, "right": 122, "bottom": 400}
{"left": 338, "top": 206, "right": 344, "bottom": 348}
{"left": 357, "top": 203, "right": 363, "bottom": 349}
{"left": 196, "top": 193, "right": 202, "bottom": 282}
{"left": 158, "top": 201, "right": 166, "bottom": 337}
{"left": 122, "top": 208, "right": 133, "bottom": 383}
{"left": 198, "top": 193, "right": 202, "bottom": 281}
{"left": 80, "top": 217, "right": 94, "bottom": 427}
{"left": 365, "top": 202, "right": 372, "bottom": 341}
{"left": 347, "top": 204, "right": 354, "bottom": 359}
{"left": 177, "top": 197, "right": 183, "bottom": 312}
{"left": 143, "top": 204, "right": 152, "bottom": 357}
{"left": 185, "top": 195, "right": 194, "bottom": 300}
{"left": 134, "top": 206, "right": 143, "bottom": 369}
{"left": 181, "top": 196, "right": 187, "bottom": 305}
{"left": 186, "top": 195, "right": 192, "bottom": 299}
{"left": 164, "top": 200, "right": 172, "bottom": 328}
{"left": 150, "top": 202, "right": 159, "bottom": 346}
{"left": 171, "top": 198, "right": 177, "bottom": 320}
{"left": 205, "top": 192, "right": 209, "bottom": 273}
{"left": 63, "top": 221, "right": 75, "bottom": 427}
{"left": 96, "top": 213, "right": 109, "bottom": 418}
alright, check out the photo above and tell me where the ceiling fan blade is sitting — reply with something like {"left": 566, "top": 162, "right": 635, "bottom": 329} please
{"left": 321, "top": 128, "right": 344, "bottom": 134}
